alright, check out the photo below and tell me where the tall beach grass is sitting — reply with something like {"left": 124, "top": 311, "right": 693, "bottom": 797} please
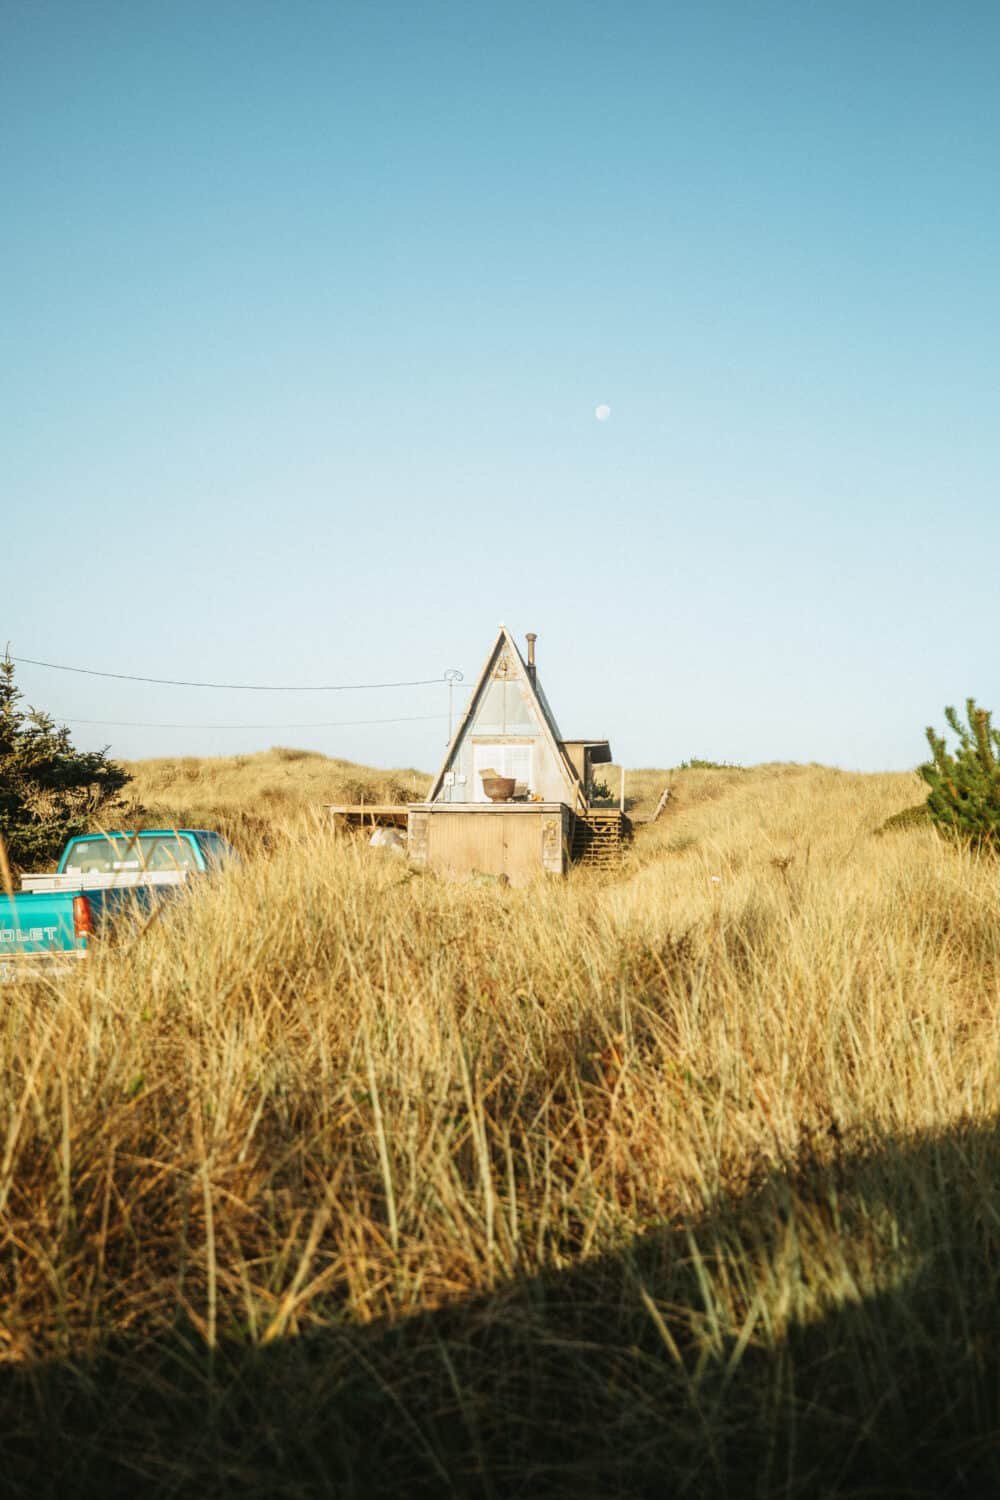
{"left": 1, "top": 762, "right": 998, "bottom": 1496}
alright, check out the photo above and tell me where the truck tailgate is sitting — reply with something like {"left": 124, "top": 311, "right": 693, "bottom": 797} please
{"left": 0, "top": 892, "right": 76, "bottom": 952}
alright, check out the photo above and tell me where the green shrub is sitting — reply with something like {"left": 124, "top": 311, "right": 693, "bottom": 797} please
{"left": 921, "top": 699, "right": 1000, "bottom": 846}
{"left": 270, "top": 746, "right": 323, "bottom": 763}
{"left": 876, "top": 802, "right": 932, "bottom": 836}
{"left": 0, "top": 652, "right": 132, "bottom": 869}
{"left": 677, "top": 757, "right": 743, "bottom": 771}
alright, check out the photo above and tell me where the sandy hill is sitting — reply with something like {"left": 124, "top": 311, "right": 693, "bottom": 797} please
{"left": 122, "top": 746, "right": 432, "bottom": 841}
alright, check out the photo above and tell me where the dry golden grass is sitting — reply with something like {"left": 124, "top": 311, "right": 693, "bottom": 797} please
{"left": 2, "top": 760, "right": 998, "bottom": 1496}
{"left": 124, "top": 747, "right": 673, "bottom": 831}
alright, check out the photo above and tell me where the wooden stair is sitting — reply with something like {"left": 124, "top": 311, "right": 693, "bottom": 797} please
{"left": 630, "top": 785, "right": 672, "bottom": 826}
{"left": 571, "top": 809, "right": 632, "bottom": 868}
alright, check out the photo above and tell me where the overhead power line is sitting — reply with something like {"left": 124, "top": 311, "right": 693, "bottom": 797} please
{"left": 55, "top": 712, "right": 450, "bottom": 731}
{"left": 12, "top": 654, "right": 463, "bottom": 692}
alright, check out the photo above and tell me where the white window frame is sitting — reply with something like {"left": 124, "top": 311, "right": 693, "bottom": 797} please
{"left": 472, "top": 743, "right": 534, "bottom": 802}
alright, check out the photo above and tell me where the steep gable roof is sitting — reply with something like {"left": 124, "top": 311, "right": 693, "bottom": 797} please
{"left": 427, "top": 625, "right": 584, "bottom": 806}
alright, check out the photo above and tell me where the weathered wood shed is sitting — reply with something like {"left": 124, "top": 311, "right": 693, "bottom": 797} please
{"left": 407, "top": 625, "right": 629, "bottom": 885}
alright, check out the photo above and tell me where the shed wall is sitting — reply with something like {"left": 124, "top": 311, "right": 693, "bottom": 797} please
{"left": 408, "top": 807, "right": 571, "bottom": 885}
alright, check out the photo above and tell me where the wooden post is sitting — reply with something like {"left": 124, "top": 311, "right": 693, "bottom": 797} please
{"left": 619, "top": 766, "right": 625, "bottom": 813}
{"left": 0, "top": 831, "right": 15, "bottom": 901}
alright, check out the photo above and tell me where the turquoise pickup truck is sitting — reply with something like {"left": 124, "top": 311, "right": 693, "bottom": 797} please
{"left": 0, "top": 829, "right": 235, "bottom": 982}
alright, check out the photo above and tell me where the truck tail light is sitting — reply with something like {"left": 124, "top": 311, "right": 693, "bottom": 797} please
{"left": 73, "top": 895, "right": 95, "bottom": 939}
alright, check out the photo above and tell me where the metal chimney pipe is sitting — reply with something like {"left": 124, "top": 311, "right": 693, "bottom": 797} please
{"left": 525, "top": 632, "right": 537, "bottom": 681}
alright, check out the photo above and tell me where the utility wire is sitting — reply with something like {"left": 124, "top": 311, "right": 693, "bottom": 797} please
{"left": 12, "top": 654, "right": 462, "bottom": 692}
{"left": 55, "top": 712, "right": 450, "bottom": 731}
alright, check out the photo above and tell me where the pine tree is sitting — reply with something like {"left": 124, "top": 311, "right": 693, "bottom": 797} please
{"left": 921, "top": 699, "right": 1000, "bottom": 846}
{"left": 0, "top": 652, "right": 133, "bottom": 869}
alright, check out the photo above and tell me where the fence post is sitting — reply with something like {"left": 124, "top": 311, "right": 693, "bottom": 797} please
{"left": 0, "top": 833, "right": 15, "bottom": 901}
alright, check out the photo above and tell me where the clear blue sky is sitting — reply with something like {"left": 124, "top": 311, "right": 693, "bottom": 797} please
{"left": 4, "top": 1, "right": 997, "bottom": 772}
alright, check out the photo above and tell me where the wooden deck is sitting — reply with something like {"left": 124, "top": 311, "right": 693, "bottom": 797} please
{"left": 327, "top": 804, "right": 409, "bottom": 832}
{"left": 330, "top": 800, "right": 638, "bottom": 873}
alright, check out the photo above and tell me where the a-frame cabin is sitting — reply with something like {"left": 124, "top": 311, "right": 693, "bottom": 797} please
{"left": 407, "top": 626, "right": 629, "bottom": 884}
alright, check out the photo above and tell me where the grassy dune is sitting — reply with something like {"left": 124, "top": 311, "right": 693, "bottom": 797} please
{"left": 119, "top": 746, "right": 432, "bottom": 846}
{"left": 2, "top": 762, "right": 999, "bottom": 1496}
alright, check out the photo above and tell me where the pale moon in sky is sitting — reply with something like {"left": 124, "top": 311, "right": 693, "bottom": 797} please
{"left": 594, "top": 403, "right": 611, "bottom": 422}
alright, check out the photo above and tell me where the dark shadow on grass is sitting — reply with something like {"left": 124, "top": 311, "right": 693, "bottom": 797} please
{"left": 2, "top": 1118, "right": 1000, "bottom": 1500}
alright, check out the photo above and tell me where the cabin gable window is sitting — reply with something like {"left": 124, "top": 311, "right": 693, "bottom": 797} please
{"left": 472, "top": 743, "right": 534, "bottom": 801}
